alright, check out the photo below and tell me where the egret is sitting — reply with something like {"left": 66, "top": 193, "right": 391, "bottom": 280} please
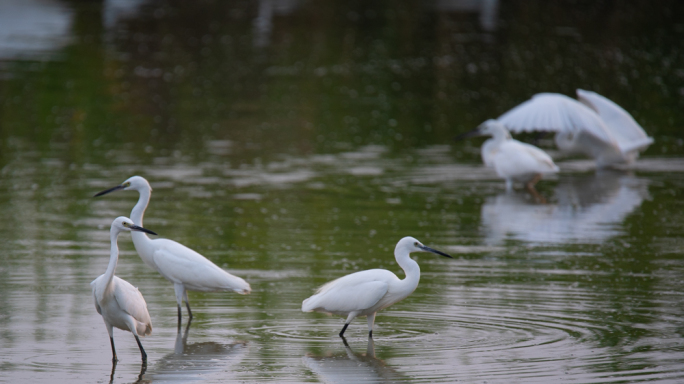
{"left": 497, "top": 90, "right": 653, "bottom": 168}
{"left": 456, "top": 119, "right": 560, "bottom": 192}
{"left": 94, "top": 176, "right": 251, "bottom": 325}
{"left": 302, "top": 236, "right": 453, "bottom": 338}
{"left": 91, "top": 216, "right": 157, "bottom": 363}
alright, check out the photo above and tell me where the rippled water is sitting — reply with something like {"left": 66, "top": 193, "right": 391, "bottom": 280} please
{"left": 2, "top": 1, "right": 684, "bottom": 383}
{"left": 2, "top": 143, "right": 684, "bottom": 383}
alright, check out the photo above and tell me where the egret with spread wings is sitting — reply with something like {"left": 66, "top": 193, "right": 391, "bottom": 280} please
{"left": 497, "top": 90, "right": 653, "bottom": 168}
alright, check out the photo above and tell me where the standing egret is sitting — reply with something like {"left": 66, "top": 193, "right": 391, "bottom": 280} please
{"left": 302, "top": 236, "right": 453, "bottom": 338}
{"left": 497, "top": 90, "right": 653, "bottom": 168}
{"left": 456, "top": 119, "right": 560, "bottom": 192}
{"left": 94, "top": 176, "right": 251, "bottom": 325}
{"left": 91, "top": 216, "right": 157, "bottom": 363}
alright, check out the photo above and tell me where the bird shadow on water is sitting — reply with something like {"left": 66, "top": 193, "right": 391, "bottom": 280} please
{"left": 131, "top": 320, "right": 248, "bottom": 383}
{"left": 303, "top": 337, "right": 406, "bottom": 383}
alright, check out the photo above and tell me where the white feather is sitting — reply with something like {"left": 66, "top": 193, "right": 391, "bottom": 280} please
{"left": 576, "top": 89, "right": 654, "bottom": 154}
{"left": 302, "top": 237, "right": 452, "bottom": 336}
{"left": 496, "top": 90, "right": 653, "bottom": 167}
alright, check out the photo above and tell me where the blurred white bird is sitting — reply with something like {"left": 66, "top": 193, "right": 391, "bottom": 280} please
{"left": 302, "top": 236, "right": 452, "bottom": 338}
{"left": 91, "top": 216, "right": 156, "bottom": 363}
{"left": 497, "top": 89, "right": 653, "bottom": 168}
{"left": 457, "top": 119, "right": 560, "bottom": 192}
{"left": 94, "top": 176, "right": 251, "bottom": 325}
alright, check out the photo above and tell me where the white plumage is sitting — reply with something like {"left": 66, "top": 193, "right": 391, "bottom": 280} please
{"left": 95, "top": 176, "right": 250, "bottom": 324}
{"left": 91, "top": 216, "right": 155, "bottom": 363}
{"left": 497, "top": 90, "right": 653, "bottom": 168}
{"left": 462, "top": 119, "right": 559, "bottom": 191}
{"left": 302, "top": 236, "right": 452, "bottom": 338}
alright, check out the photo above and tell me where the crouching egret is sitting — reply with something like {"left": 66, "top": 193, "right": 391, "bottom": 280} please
{"left": 302, "top": 236, "right": 453, "bottom": 338}
{"left": 94, "top": 176, "right": 251, "bottom": 325}
{"left": 497, "top": 90, "right": 653, "bottom": 168}
{"left": 91, "top": 216, "right": 157, "bottom": 363}
{"left": 456, "top": 119, "right": 560, "bottom": 192}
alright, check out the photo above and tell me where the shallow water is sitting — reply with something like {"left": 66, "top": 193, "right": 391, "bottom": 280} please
{"left": 2, "top": 146, "right": 684, "bottom": 383}
{"left": 2, "top": 1, "right": 684, "bottom": 383}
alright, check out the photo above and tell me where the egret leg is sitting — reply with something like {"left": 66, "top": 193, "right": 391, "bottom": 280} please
{"left": 339, "top": 323, "right": 350, "bottom": 337}
{"left": 106, "top": 322, "right": 118, "bottom": 362}
{"left": 109, "top": 336, "right": 118, "bottom": 363}
{"left": 525, "top": 174, "right": 542, "bottom": 191}
{"left": 367, "top": 313, "right": 376, "bottom": 338}
{"left": 174, "top": 283, "right": 185, "bottom": 326}
{"left": 526, "top": 175, "right": 546, "bottom": 204}
{"left": 183, "top": 290, "right": 193, "bottom": 319}
{"left": 134, "top": 335, "right": 147, "bottom": 363}
{"left": 340, "top": 312, "right": 357, "bottom": 337}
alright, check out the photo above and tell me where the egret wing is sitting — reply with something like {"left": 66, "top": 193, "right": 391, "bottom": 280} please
{"left": 91, "top": 274, "right": 114, "bottom": 310}
{"left": 498, "top": 93, "right": 616, "bottom": 145}
{"left": 152, "top": 241, "right": 250, "bottom": 293}
{"left": 494, "top": 141, "right": 559, "bottom": 177}
{"left": 517, "top": 141, "right": 559, "bottom": 171}
{"left": 90, "top": 278, "right": 103, "bottom": 315}
{"left": 303, "top": 270, "right": 391, "bottom": 313}
{"left": 576, "top": 89, "right": 653, "bottom": 154}
{"left": 112, "top": 276, "right": 152, "bottom": 335}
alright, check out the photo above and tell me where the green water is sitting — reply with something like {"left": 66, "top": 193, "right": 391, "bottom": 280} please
{"left": 1, "top": 1, "right": 684, "bottom": 383}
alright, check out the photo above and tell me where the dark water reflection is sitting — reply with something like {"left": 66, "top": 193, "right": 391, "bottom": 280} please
{"left": 2, "top": 0, "right": 684, "bottom": 383}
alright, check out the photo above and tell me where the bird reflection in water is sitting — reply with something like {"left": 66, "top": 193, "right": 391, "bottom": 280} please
{"left": 109, "top": 360, "right": 146, "bottom": 384}
{"left": 138, "top": 320, "right": 248, "bottom": 383}
{"left": 303, "top": 337, "right": 406, "bottom": 383}
{"left": 481, "top": 170, "right": 650, "bottom": 244}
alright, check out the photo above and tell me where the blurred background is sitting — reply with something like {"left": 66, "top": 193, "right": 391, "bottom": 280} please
{"left": 1, "top": 0, "right": 682, "bottom": 160}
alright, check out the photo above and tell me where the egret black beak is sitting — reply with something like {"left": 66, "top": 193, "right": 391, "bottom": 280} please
{"left": 130, "top": 224, "right": 157, "bottom": 236}
{"left": 418, "top": 244, "right": 453, "bottom": 258}
{"left": 453, "top": 129, "right": 482, "bottom": 141}
{"left": 94, "top": 184, "right": 125, "bottom": 197}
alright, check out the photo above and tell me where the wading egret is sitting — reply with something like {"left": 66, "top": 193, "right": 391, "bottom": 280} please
{"left": 94, "top": 176, "right": 251, "bottom": 325}
{"left": 302, "top": 236, "right": 452, "bottom": 338}
{"left": 91, "top": 216, "right": 157, "bottom": 363}
{"left": 456, "top": 119, "right": 559, "bottom": 192}
{"left": 497, "top": 90, "right": 653, "bottom": 168}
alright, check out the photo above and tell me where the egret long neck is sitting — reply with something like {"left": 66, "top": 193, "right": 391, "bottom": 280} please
{"left": 395, "top": 250, "right": 421, "bottom": 293}
{"left": 490, "top": 126, "right": 512, "bottom": 142}
{"left": 103, "top": 229, "right": 121, "bottom": 289}
{"left": 130, "top": 188, "right": 151, "bottom": 226}
{"left": 130, "top": 188, "right": 156, "bottom": 269}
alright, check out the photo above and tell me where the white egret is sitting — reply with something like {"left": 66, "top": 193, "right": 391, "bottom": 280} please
{"left": 94, "top": 176, "right": 251, "bottom": 324}
{"left": 497, "top": 90, "right": 653, "bottom": 168}
{"left": 302, "top": 236, "right": 453, "bottom": 338}
{"left": 91, "top": 216, "right": 157, "bottom": 363}
{"left": 456, "top": 119, "right": 559, "bottom": 192}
